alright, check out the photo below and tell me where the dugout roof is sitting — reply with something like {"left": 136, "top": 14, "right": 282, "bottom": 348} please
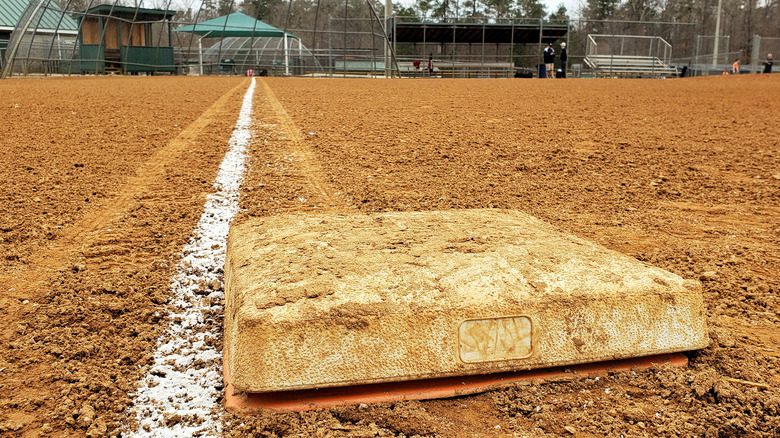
{"left": 83, "top": 5, "right": 177, "bottom": 22}
{"left": 0, "top": 0, "right": 78, "bottom": 34}
{"left": 390, "top": 21, "right": 568, "bottom": 45}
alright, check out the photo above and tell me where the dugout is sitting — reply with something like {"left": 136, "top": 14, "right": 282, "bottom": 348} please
{"left": 0, "top": 34, "right": 7, "bottom": 70}
{"left": 78, "top": 5, "right": 176, "bottom": 74}
{"left": 389, "top": 19, "right": 568, "bottom": 78}
{"left": 0, "top": 0, "right": 78, "bottom": 75}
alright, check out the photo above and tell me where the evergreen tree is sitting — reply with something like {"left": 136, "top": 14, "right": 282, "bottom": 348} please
{"left": 462, "top": 0, "right": 485, "bottom": 17}
{"left": 516, "top": 0, "right": 546, "bottom": 18}
{"left": 415, "top": 0, "right": 434, "bottom": 19}
{"left": 484, "top": 0, "right": 513, "bottom": 18}
{"left": 395, "top": 3, "right": 422, "bottom": 21}
{"left": 584, "top": 0, "right": 618, "bottom": 21}
{"left": 431, "top": 0, "right": 451, "bottom": 20}
{"left": 548, "top": 4, "right": 568, "bottom": 21}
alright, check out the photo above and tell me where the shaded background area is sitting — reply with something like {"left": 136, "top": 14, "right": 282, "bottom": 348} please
{"left": 1, "top": 0, "right": 778, "bottom": 77}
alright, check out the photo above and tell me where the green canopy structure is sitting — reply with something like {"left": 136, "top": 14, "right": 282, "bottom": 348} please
{"left": 175, "top": 12, "right": 297, "bottom": 75}
{"left": 174, "top": 12, "right": 292, "bottom": 38}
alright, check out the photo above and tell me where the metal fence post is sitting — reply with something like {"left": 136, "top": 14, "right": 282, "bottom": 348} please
{"left": 423, "top": 21, "right": 426, "bottom": 76}
{"left": 328, "top": 15, "right": 333, "bottom": 77}
{"left": 452, "top": 19, "right": 456, "bottom": 77}
{"left": 691, "top": 23, "right": 698, "bottom": 76}
{"left": 509, "top": 19, "right": 514, "bottom": 73}
{"left": 751, "top": 34, "right": 760, "bottom": 73}
{"left": 343, "top": 0, "right": 348, "bottom": 78}
{"left": 610, "top": 20, "right": 615, "bottom": 77}
{"left": 537, "top": 18, "right": 542, "bottom": 77}
{"left": 481, "top": 17, "right": 485, "bottom": 77}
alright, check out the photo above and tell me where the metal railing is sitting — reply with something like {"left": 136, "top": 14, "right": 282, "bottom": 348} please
{"left": 586, "top": 34, "right": 672, "bottom": 62}
{"left": 585, "top": 34, "right": 675, "bottom": 77}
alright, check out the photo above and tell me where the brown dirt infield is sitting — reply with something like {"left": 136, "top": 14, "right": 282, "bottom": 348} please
{"left": 1, "top": 75, "right": 779, "bottom": 437}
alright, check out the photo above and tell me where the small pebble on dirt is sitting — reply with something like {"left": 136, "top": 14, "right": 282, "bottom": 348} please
{"left": 699, "top": 271, "right": 718, "bottom": 281}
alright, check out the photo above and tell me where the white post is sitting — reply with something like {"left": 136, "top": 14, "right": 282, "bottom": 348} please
{"left": 198, "top": 37, "right": 203, "bottom": 75}
{"left": 198, "top": 31, "right": 212, "bottom": 76}
{"left": 284, "top": 33, "right": 290, "bottom": 75}
{"left": 297, "top": 38, "right": 303, "bottom": 75}
{"left": 712, "top": 0, "right": 722, "bottom": 69}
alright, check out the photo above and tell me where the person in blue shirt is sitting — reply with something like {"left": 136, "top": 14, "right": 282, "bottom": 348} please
{"left": 543, "top": 43, "right": 555, "bottom": 78}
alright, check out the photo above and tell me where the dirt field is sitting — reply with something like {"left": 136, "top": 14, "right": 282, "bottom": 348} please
{"left": 1, "top": 75, "right": 779, "bottom": 437}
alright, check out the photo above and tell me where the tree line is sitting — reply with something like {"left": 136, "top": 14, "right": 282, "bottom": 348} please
{"left": 49, "top": 0, "right": 777, "bottom": 63}
{"left": 52, "top": 0, "right": 778, "bottom": 40}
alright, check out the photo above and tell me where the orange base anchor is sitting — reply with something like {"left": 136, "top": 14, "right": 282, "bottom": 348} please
{"left": 224, "top": 352, "right": 688, "bottom": 413}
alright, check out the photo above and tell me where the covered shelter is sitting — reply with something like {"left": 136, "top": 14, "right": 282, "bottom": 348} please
{"left": 79, "top": 5, "right": 177, "bottom": 74}
{"left": 174, "top": 12, "right": 303, "bottom": 76}
{"left": 390, "top": 21, "right": 568, "bottom": 45}
{"left": 388, "top": 19, "right": 569, "bottom": 77}
{"left": 0, "top": 0, "right": 78, "bottom": 74}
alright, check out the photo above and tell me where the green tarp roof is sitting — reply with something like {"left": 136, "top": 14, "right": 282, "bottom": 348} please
{"left": 84, "top": 5, "right": 177, "bottom": 21}
{"left": 174, "top": 12, "right": 290, "bottom": 38}
{"left": 0, "top": 0, "right": 78, "bottom": 32}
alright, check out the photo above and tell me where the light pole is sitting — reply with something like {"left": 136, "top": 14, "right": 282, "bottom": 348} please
{"left": 712, "top": 0, "right": 723, "bottom": 69}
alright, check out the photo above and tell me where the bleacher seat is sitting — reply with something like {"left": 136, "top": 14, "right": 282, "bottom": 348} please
{"left": 585, "top": 55, "right": 678, "bottom": 77}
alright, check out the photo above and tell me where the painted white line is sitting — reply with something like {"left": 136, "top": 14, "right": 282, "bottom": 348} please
{"left": 124, "top": 78, "right": 256, "bottom": 437}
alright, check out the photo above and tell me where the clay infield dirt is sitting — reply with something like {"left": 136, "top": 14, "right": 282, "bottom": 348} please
{"left": 1, "top": 75, "right": 778, "bottom": 437}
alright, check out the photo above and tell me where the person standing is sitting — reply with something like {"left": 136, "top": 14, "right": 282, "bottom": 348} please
{"left": 559, "top": 42, "right": 568, "bottom": 78}
{"left": 427, "top": 54, "right": 434, "bottom": 77}
{"left": 732, "top": 59, "right": 740, "bottom": 74}
{"left": 543, "top": 43, "right": 555, "bottom": 78}
{"left": 763, "top": 53, "right": 773, "bottom": 73}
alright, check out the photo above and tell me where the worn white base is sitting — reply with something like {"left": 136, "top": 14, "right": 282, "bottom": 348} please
{"left": 224, "top": 209, "right": 708, "bottom": 393}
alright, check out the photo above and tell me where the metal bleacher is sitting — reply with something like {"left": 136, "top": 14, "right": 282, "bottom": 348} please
{"left": 584, "top": 34, "right": 678, "bottom": 78}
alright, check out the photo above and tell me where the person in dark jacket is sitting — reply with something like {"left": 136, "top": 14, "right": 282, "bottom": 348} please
{"left": 543, "top": 43, "right": 555, "bottom": 78}
{"left": 764, "top": 53, "right": 773, "bottom": 73}
{"left": 560, "top": 42, "right": 568, "bottom": 78}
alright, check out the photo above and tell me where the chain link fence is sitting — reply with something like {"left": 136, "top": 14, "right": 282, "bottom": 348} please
{"left": 751, "top": 36, "right": 778, "bottom": 74}
{"left": 1, "top": 0, "right": 776, "bottom": 78}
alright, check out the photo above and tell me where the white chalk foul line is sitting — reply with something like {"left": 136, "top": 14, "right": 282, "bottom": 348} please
{"left": 125, "top": 78, "right": 256, "bottom": 437}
